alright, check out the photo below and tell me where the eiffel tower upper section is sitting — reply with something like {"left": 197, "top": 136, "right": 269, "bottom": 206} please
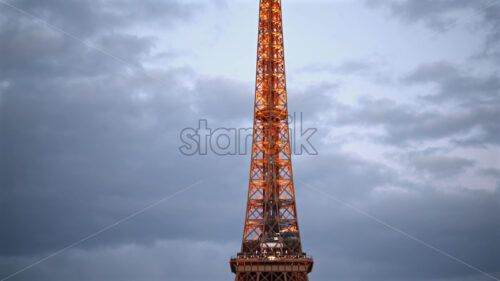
{"left": 230, "top": 2, "right": 313, "bottom": 279}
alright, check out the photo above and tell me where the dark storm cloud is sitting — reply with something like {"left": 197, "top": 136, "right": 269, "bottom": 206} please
{"left": 4, "top": 0, "right": 199, "bottom": 37}
{"left": 0, "top": 0, "right": 252, "bottom": 260}
{"left": 291, "top": 143, "right": 499, "bottom": 281}
{"left": 0, "top": 240, "right": 239, "bottom": 281}
{"left": 0, "top": 0, "right": 202, "bottom": 82}
{"left": 0, "top": 0, "right": 243, "bottom": 272}
{"left": 298, "top": 180, "right": 499, "bottom": 281}
{"left": 0, "top": 24, "right": 153, "bottom": 80}
{"left": 0, "top": 66, "right": 254, "bottom": 257}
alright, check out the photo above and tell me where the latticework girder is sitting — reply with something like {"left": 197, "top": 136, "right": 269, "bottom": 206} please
{"left": 230, "top": 1, "right": 314, "bottom": 280}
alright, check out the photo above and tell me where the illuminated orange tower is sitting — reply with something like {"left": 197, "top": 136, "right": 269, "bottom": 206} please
{"left": 230, "top": 0, "right": 313, "bottom": 280}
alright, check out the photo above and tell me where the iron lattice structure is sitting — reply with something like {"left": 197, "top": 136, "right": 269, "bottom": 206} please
{"left": 230, "top": 0, "right": 313, "bottom": 280}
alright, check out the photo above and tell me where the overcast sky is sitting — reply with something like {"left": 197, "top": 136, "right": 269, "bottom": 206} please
{"left": 0, "top": 0, "right": 499, "bottom": 281}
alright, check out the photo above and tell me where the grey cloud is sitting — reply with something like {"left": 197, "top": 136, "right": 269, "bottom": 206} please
{"left": 295, "top": 151, "right": 394, "bottom": 199}
{"left": 401, "top": 62, "right": 500, "bottom": 146}
{"left": 0, "top": 21, "right": 152, "bottom": 81}
{"left": 483, "top": 2, "right": 500, "bottom": 54}
{"left": 409, "top": 154, "right": 475, "bottom": 178}
{"left": 0, "top": 0, "right": 202, "bottom": 82}
{"left": 298, "top": 59, "right": 392, "bottom": 83}
{"left": 0, "top": 0, "right": 244, "bottom": 261}
{"left": 0, "top": 239, "right": 238, "bottom": 281}
{"left": 191, "top": 77, "right": 253, "bottom": 122}
{"left": 282, "top": 151, "right": 497, "bottom": 280}
{"left": 336, "top": 60, "right": 374, "bottom": 74}
{"left": 366, "top": 0, "right": 500, "bottom": 61}
{"left": 403, "top": 61, "right": 458, "bottom": 83}
{"left": 479, "top": 167, "right": 500, "bottom": 178}
{"left": 328, "top": 60, "right": 500, "bottom": 146}
{"left": 1, "top": 71, "right": 497, "bottom": 281}
{"left": 299, "top": 60, "right": 375, "bottom": 75}
{"left": 97, "top": 33, "right": 155, "bottom": 62}
{"left": 298, "top": 168, "right": 500, "bottom": 281}
{"left": 6, "top": 0, "right": 200, "bottom": 37}
{"left": 288, "top": 81, "right": 339, "bottom": 119}
{"left": 0, "top": 67, "right": 254, "bottom": 256}
{"left": 367, "top": 0, "right": 474, "bottom": 32}
{"left": 404, "top": 62, "right": 500, "bottom": 105}
{"left": 333, "top": 97, "right": 479, "bottom": 145}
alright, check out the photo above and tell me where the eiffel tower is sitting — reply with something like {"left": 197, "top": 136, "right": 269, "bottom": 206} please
{"left": 230, "top": 1, "right": 314, "bottom": 280}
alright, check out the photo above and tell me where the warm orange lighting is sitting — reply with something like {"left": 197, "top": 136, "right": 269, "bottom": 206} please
{"left": 242, "top": 0, "right": 302, "bottom": 253}
{"left": 233, "top": 1, "right": 313, "bottom": 281}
